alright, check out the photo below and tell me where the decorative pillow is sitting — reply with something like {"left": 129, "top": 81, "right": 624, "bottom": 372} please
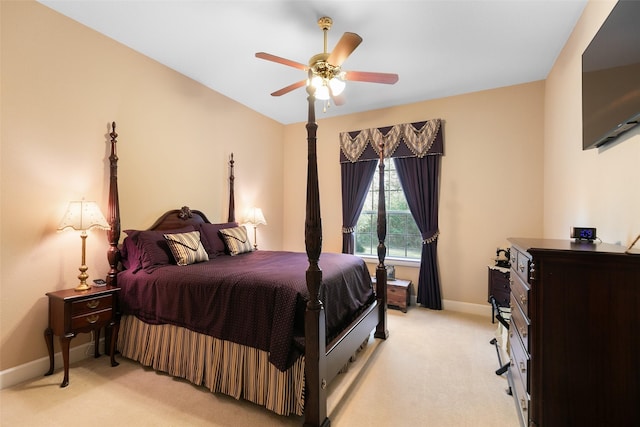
{"left": 124, "top": 226, "right": 195, "bottom": 273}
{"left": 198, "top": 222, "right": 238, "bottom": 257}
{"left": 218, "top": 226, "right": 253, "bottom": 256}
{"left": 164, "top": 230, "right": 209, "bottom": 265}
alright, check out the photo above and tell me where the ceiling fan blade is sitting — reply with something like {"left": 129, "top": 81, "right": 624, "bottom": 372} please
{"left": 255, "top": 52, "right": 308, "bottom": 71}
{"left": 331, "top": 92, "right": 346, "bottom": 106}
{"left": 327, "top": 32, "right": 362, "bottom": 66}
{"left": 271, "top": 80, "right": 307, "bottom": 97}
{"left": 344, "top": 70, "right": 399, "bottom": 84}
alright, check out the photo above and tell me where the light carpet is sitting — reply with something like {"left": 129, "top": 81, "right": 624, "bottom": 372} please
{"left": 1, "top": 308, "right": 519, "bottom": 426}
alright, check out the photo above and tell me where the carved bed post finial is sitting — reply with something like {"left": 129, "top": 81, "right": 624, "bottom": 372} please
{"left": 178, "top": 206, "right": 193, "bottom": 219}
{"left": 228, "top": 153, "right": 235, "bottom": 222}
{"left": 106, "top": 121, "right": 121, "bottom": 286}
{"left": 374, "top": 140, "right": 389, "bottom": 339}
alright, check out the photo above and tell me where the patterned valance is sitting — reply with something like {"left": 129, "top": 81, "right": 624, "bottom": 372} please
{"left": 339, "top": 119, "right": 443, "bottom": 163}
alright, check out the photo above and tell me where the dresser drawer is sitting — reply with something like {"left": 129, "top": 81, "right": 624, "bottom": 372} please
{"left": 510, "top": 294, "right": 530, "bottom": 352}
{"left": 71, "top": 294, "right": 114, "bottom": 316}
{"left": 514, "top": 249, "right": 531, "bottom": 284}
{"left": 509, "top": 329, "right": 529, "bottom": 390}
{"left": 509, "top": 273, "right": 529, "bottom": 317}
{"left": 510, "top": 363, "right": 530, "bottom": 427}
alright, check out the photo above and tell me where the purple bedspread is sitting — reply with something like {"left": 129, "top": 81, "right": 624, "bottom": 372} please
{"left": 117, "top": 251, "right": 375, "bottom": 371}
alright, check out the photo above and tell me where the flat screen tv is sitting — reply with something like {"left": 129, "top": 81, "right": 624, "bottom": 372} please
{"left": 582, "top": 0, "right": 640, "bottom": 150}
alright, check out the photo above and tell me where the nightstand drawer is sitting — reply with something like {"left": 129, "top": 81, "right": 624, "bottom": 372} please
{"left": 71, "top": 307, "right": 113, "bottom": 330}
{"left": 71, "top": 294, "right": 113, "bottom": 316}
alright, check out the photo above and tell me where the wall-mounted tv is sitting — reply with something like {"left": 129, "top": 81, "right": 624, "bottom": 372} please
{"left": 582, "top": 0, "right": 640, "bottom": 150}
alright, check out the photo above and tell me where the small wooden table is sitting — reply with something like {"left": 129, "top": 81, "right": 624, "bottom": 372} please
{"left": 373, "top": 278, "right": 411, "bottom": 313}
{"left": 44, "top": 286, "right": 120, "bottom": 387}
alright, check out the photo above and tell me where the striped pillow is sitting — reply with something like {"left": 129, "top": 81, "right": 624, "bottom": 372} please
{"left": 218, "top": 226, "right": 253, "bottom": 256}
{"left": 163, "top": 230, "right": 209, "bottom": 265}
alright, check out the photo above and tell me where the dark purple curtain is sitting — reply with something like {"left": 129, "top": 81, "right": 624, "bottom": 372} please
{"left": 394, "top": 156, "right": 442, "bottom": 310}
{"left": 341, "top": 161, "right": 378, "bottom": 254}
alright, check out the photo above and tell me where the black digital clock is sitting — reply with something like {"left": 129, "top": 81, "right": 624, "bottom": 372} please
{"left": 570, "top": 227, "right": 597, "bottom": 241}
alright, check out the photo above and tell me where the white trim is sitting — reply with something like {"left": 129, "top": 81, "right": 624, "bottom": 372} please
{"left": 360, "top": 255, "right": 420, "bottom": 268}
{"left": 408, "top": 295, "right": 491, "bottom": 317}
{"left": 441, "top": 299, "right": 492, "bottom": 317}
{"left": 0, "top": 339, "right": 103, "bottom": 390}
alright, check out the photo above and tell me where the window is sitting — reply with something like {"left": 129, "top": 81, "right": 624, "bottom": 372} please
{"left": 354, "top": 158, "right": 422, "bottom": 260}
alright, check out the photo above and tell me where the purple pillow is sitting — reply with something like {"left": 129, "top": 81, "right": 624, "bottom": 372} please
{"left": 123, "top": 226, "right": 195, "bottom": 272}
{"left": 198, "top": 222, "right": 238, "bottom": 257}
{"left": 120, "top": 234, "right": 140, "bottom": 270}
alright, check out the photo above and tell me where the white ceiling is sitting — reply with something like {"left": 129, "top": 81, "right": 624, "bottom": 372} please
{"left": 38, "top": 0, "right": 588, "bottom": 125}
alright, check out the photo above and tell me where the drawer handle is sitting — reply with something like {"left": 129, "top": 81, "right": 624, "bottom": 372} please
{"left": 86, "top": 300, "right": 100, "bottom": 309}
{"left": 520, "top": 397, "right": 527, "bottom": 411}
{"left": 518, "top": 262, "right": 525, "bottom": 273}
{"left": 85, "top": 315, "right": 99, "bottom": 324}
{"left": 520, "top": 294, "right": 527, "bottom": 305}
{"left": 519, "top": 361, "right": 526, "bottom": 373}
{"left": 529, "top": 262, "right": 535, "bottom": 281}
{"left": 519, "top": 326, "right": 528, "bottom": 338}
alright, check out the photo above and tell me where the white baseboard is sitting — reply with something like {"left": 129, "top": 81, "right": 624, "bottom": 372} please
{"left": 0, "top": 339, "right": 104, "bottom": 390}
{"left": 441, "top": 299, "right": 492, "bottom": 317}
{"left": 408, "top": 295, "right": 491, "bottom": 317}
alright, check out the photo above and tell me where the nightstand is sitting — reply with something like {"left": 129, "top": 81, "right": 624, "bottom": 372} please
{"left": 373, "top": 278, "right": 412, "bottom": 313}
{"left": 44, "top": 286, "right": 120, "bottom": 387}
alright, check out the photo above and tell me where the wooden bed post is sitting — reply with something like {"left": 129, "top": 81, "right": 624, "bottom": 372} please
{"left": 228, "top": 153, "right": 235, "bottom": 223}
{"left": 374, "top": 143, "right": 389, "bottom": 339}
{"left": 303, "top": 78, "right": 330, "bottom": 427}
{"left": 106, "top": 122, "right": 121, "bottom": 287}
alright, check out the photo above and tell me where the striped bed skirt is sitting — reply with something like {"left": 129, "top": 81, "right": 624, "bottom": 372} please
{"left": 117, "top": 314, "right": 306, "bottom": 416}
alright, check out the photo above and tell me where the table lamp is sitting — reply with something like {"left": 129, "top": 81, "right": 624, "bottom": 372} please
{"left": 58, "top": 200, "right": 110, "bottom": 291}
{"left": 243, "top": 207, "right": 267, "bottom": 250}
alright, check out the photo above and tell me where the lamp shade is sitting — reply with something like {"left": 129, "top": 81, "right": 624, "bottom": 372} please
{"left": 58, "top": 200, "right": 110, "bottom": 232}
{"left": 243, "top": 207, "right": 267, "bottom": 226}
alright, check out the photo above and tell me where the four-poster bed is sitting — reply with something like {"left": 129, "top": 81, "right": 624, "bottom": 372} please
{"left": 104, "top": 85, "right": 389, "bottom": 426}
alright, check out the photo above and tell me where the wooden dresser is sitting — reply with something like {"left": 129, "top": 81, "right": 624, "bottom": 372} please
{"left": 507, "top": 238, "right": 640, "bottom": 426}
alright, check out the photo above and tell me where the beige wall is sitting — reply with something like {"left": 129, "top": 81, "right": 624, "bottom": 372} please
{"left": 544, "top": 0, "right": 640, "bottom": 244}
{"left": 1, "top": 1, "right": 284, "bottom": 371}
{"left": 282, "top": 82, "right": 545, "bottom": 305}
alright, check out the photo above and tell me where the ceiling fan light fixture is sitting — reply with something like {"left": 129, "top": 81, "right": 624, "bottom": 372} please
{"left": 315, "top": 83, "right": 331, "bottom": 100}
{"left": 328, "top": 76, "right": 345, "bottom": 96}
{"left": 308, "top": 74, "right": 345, "bottom": 100}
{"left": 256, "top": 16, "right": 398, "bottom": 101}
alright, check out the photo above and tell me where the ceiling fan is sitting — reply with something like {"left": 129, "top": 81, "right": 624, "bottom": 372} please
{"left": 255, "top": 17, "right": 399, "bottom": 106}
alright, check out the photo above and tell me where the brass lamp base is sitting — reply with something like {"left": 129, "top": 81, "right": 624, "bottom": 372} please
{"left": 75, "top": 262, "right": 91, "bottom": 292}
{"left": 74, "top": 282, "right": 91, "bottom": 292}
